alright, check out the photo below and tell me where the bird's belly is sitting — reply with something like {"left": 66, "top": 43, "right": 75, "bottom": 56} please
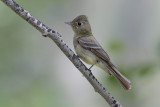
{"left": 75, "top": 44, "right": 97, "bottom": 65}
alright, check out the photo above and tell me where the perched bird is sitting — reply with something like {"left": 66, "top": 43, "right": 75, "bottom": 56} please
{"left": 65, "top": 15, "right": 131, "bottom": 90}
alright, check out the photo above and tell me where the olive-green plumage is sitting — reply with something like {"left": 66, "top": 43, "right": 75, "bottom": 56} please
{"left": 65, "top": 15, "right": 131, "bottom": 90}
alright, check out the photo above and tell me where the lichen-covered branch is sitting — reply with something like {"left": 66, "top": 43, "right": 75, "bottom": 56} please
{"left": 1, "top": 0, "right": 123, "bottom": 107}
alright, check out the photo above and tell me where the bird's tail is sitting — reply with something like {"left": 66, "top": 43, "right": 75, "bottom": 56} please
{"left": 105, "top": 62, "right": 131, "bottom": 90}
{"left": 110, "top": 67, "right": 131, "bottom": 90}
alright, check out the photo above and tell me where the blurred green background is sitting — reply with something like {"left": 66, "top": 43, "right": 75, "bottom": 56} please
{"left": 0, "top": 0, "right": 160, "bottom": 107}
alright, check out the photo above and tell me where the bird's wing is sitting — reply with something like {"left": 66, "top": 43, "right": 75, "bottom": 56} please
{"left": 78, "top": 36, "right": 131, "bottom": 90}
{"left": 77, "top": 36, "right": 110, "bottom": 62}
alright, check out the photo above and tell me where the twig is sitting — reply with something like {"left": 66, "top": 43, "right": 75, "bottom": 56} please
{"left": 1, "top": 0, "right": 123, "bottom": 107}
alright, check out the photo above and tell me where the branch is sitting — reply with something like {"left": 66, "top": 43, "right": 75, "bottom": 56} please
{"left": 1, "top": 0, "right": 123, "bottom": 107}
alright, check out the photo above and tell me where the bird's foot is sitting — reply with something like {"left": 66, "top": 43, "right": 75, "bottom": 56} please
{"left": 88, "top": 65, "right": 94, "bottom": 71}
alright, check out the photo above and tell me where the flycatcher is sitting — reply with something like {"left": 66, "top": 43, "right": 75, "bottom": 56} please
{"left": 65, "top": 15, "right": 131, "bottom": 90}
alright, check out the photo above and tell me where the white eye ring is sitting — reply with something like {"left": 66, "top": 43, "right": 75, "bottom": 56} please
{"left": 77, "top": 22, "right": 83, "bottom": 26}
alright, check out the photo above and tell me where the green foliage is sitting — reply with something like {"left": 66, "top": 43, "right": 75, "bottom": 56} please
{"left": 107, "top": 39, "right": 125, "bottom": 53}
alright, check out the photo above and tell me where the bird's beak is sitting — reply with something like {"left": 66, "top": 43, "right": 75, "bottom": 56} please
{"left": 65, "top": 21, "right": 72, "bottom": 25}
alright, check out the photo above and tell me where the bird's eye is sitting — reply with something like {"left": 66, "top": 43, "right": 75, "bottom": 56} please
{"left": 77, "top": 22, "right": 81, "bottom": 26}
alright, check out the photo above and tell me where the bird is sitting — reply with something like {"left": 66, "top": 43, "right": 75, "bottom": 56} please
{"left": 65, "top": 15, "right": 131, "bottom": 90}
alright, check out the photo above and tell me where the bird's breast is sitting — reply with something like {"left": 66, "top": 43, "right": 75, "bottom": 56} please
{"left": 74, "top": 43, "right": 97, "bottom": 65}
